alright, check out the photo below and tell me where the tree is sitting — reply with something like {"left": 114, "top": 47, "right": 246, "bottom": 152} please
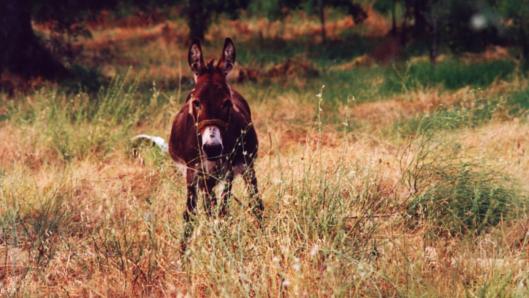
{"left": 497, "top": 0, "right": 529, "bottom": 63}
{"left": 186, "top": 0, "right": 251, "bottom": 41}
{"left": 398, "top": 0, "right": 506, "bottom": 63}
{"left": 315, "top": 0, "right": 367, "bottom": 42}
{"left": 0, "top": 0, "right": 182, "bottom": 78}
{"left": 0, "top": 0, "right": 67, "bottom": 78}
{"left": 0, "top": 0, "right": 120, "bottom": 78}
{"left": 373, "top": 0, "right": 398, "bottom": 35}
{"left": 249, "top": 0, "right": 367, "bottom": 43}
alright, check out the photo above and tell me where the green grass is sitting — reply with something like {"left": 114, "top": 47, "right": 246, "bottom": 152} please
{"left": 384, "top": 59, "right": 516, "bottom": 92}
{"left": 5, "top": 75, "right": 169, "bottom": 162}
{"left": 506, "top": 86, "right": 529, "bottom": 116}
{"left": 393, "top": 83, "right": 529, "bottom": 137}
{"left": 394, "top": 99, "right": 499, "bottom": 137}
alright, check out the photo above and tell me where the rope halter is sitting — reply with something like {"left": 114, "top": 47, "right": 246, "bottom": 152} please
{"left": 197, "top": 119, "right": 229, "bottom": 132}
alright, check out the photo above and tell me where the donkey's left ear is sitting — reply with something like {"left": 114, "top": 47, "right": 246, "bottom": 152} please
{"left": 218, "top": 38, "right": 236, "bottom": 75}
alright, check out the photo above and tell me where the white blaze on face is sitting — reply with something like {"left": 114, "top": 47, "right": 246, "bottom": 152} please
{"left": 201, "top": 126, "right": 223, "bottom": 147}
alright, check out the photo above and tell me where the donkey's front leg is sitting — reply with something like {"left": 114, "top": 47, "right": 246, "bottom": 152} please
{"left": 242, "top": 166, "right": 264, "bottom": 222}
{"left": 181, "top": 169, "right": 198, "bottom": 253}
{"left": 219, "top": 170, "right": 234, "bottom": 217}
{"left": 201, "top": 176, "right": 218, "bottom": 217}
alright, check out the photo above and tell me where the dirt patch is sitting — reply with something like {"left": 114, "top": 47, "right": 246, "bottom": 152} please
{"left": 462, "top": 46, "right": 511, "bottom": 63}
{"left": 227, "top": 64, "right": 259, "bottom": 83}
{"left": 329, "top": 54, "right": 375, "bottom": 71}
{"left": 228, "top": 58, "right": 319, "bottom": 83}
{"left": 266, "top": 58, "right": 319, "bottom": 78}
{"left": 362, "top": 6, "right": 391, "bottom": 37}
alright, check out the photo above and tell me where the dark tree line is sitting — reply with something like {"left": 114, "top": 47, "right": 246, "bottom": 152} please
{"left": 0, "top": 0, "right": 180, "bottom": 78}
{"left": 0, "top": 0, "right": 66, "bottom": 78}
{"left": 2, "top": 0, "right": 529, "bottom": 79}
{"left": 386, "top": 0, "right": 529, "bottom": 63}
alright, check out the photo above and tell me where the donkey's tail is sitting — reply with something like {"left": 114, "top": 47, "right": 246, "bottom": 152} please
{"left": 131, "top": 134, "right": 169, "bottom": 153}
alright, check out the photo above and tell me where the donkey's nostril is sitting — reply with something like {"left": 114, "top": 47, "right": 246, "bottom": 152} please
{"left": 202, "top": 144, "right": 223, "bottom": 160}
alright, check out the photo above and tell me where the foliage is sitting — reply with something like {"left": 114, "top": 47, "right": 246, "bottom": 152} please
{"left": 496, "top": 0, "right": 529, "bottom": 61}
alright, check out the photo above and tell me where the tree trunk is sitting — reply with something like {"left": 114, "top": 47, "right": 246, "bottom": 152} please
{"left": 0, "top": 0, "right": 66, "bottom": 78}
{"left": 429, "top": 5, "right": 438, "bottom": 64}
{"left": 403, "top": 0, "right": 428, "bottom": 38}
{"left": 390, "top": 0, "right": 397, "bottom": 35}
{"left": 319, "top": 0, "right": 326, "bottom": 43}
{"left": 187, "top": 0, "right": 210, "bottom": 41}
{"left": 516, "top": 19, "right": 529, "bottom": 67}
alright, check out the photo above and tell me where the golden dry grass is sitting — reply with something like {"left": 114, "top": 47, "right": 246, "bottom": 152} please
{"left": 2, "top": 86, "right": 529, "bottom": 295}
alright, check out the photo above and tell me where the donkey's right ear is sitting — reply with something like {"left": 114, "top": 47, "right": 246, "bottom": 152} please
{"left": 188, "top": 39, "right": 205, "bottom": 76}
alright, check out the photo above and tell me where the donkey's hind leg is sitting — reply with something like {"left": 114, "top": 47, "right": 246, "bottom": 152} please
{"left": 242, "top": 166, "right": 264, "bottom": 221}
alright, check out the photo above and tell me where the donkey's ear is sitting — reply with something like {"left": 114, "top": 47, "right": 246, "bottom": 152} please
{"left": 218, "top": 38, "right": 236, "bottom": 75}
{"left": 188, "top": 39, "right": 205, "bottom": 75}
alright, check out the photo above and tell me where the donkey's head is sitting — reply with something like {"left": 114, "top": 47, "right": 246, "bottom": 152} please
{"left": 188, "top": 38, "right": 236, "bottom": 160}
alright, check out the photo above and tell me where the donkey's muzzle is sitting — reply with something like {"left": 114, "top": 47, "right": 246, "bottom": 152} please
{"left": 201, "top": 125, "right": 223, "bottom": 160}
{"left": 202, "top": 144, "right": 223, "bottom": 160}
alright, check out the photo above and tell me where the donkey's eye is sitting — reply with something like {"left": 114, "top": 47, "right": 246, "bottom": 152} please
{"left": 193, "top": 100, "right": 200, "bottom": 108}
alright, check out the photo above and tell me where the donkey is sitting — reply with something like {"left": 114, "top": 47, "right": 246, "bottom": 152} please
{"left": 135, "top": 38, "right": 263, "bottom": 249}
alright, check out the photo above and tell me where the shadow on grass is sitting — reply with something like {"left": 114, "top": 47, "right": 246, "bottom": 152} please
{"left": 60, "top": 64, "right": 109, "bottom": 94}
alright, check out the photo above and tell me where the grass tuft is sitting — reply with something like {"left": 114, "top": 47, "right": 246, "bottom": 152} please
{"left": 404, "top": 137, "right": 524, "bottom": 237}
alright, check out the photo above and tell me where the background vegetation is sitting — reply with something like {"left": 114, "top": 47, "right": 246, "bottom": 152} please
{"left": 1, "top": 0, "right": 529, "bottom": 296}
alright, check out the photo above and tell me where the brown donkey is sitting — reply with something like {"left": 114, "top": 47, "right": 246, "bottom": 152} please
{"left": 135, "top": 38, "right": 263, "bottom": 249}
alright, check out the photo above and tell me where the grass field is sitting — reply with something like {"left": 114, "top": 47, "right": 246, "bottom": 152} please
{"left": 1, "top": 11, "right": 529, "bottom": 297}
